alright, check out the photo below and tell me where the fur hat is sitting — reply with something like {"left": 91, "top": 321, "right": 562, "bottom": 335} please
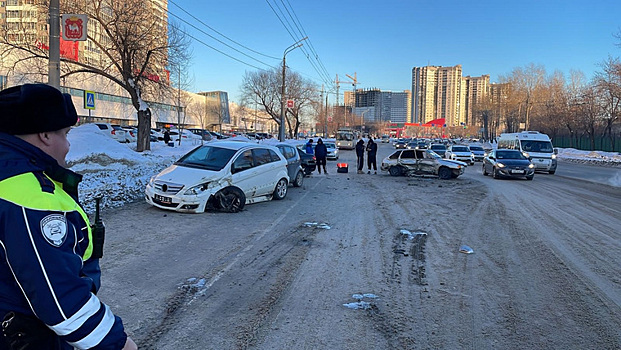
{"left": 0, "top": 83, "right": 78, "bottom": 135}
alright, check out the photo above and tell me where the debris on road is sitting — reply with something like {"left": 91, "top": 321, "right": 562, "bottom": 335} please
{"left": 459, "top": 245, "right": 474, "bottom": 254}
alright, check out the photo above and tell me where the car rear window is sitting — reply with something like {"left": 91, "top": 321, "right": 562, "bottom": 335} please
{"left": 452, "top": 146, "right": 469, "bottom": 152}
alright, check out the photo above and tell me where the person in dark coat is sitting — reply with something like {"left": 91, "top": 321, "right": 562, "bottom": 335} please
{"left": 163, "top": 129, "right": 171, "bottom": 144}
{"left": 355, "top": 138, "right": 365, "bottom": 174}
{"left": 305, "top": 139, "right": 314, "bottom": 154}
{"left": 366, "top": 138, "right": 378, "bottom": 174}
{"left": 314, "top": 138, "right": 328, "bottom": 174}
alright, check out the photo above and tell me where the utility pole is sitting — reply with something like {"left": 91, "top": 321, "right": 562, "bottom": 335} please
{"left": 279, "top": 37, "right": 307, "bottom": 142}
{"left": 335, "top": 73, "right": 358, "bottom": 127}
{"left": 48, "top": 0, "right": 60, "bottom": 89}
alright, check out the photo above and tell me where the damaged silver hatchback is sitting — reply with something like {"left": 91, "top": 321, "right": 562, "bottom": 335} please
{"left": 381, "top": 149, "right": 467, "bottom": 179}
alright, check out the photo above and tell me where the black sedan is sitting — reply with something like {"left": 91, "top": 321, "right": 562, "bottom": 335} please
{"left": 482, "top": 149, "right": 535, "bottom": 180}
{"left": 296, "top": 148, "right": 316, "bottom": 175}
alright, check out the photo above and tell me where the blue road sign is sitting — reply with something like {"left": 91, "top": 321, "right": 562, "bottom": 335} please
{"left": 84, "top": 90, "right": 95, "bottom": 110}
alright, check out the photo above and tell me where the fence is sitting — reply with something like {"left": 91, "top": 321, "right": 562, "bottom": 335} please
{"left": 553, "top": 135, "right": 620, "bottom": 153}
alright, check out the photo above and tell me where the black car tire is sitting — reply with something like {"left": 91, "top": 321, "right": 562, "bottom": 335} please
{"left": 214, "top": 187, "right": 245, "bottom": 213}
{"left": 438, "top": 167, "right": 452, "bottom": 180}
{"left": 526, "top": 175, "right": 534, "bottom": 180}
{"left": 293, "top": 171, "right": 304, "bottom": 187}
{"left": 273, "top": 178, "right": 288, "bottom": 200}
{"left": 492, "top": 168, "right": 499, "bottom": 179}
{"left": 389, "top": 166, "right": 402, "bottom": 177}
{"left": 482, "top": 164, "right": 488, "bottom": 176}
{"left": 549, "top": 170, "right": 556, "bottom": 174}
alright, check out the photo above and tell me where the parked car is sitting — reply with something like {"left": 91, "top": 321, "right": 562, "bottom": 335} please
{"left": 120, "top": 126, "right": 137, "bottom": 143}
{"left": 275, "top": 143, "right": 304, "bottom": 187}
{"left": 325, "top": 141, "right": 339, "bottom": 160}
{"left": 187, "top": 128, "right": 213, "bottom": 141}
{"left": 95, "top": 123, "right": 127, "bottom": 143}
{"left": 428, "top": 143, "right": 447, "bottom": 157}
{"left": 145, "top": 141, "right": 290, "bottom": 213}
{"left": 381, "top": 149, "right": 467, "bottom": 179}
{"left": 445, "top": 144, "right": 475, "bottom": 165}
{"left": 169, "top": 129, "right": 202, "bottom": 142}
{"left": 296, "top": 147, "right": 316, "bottom": 175}
{"left": 468, "top": 144, "right": 486, "bottom": 162}
{"left": 482, "top": 149, "right": 535, "bottom": 180}
{"left": 209, "top": 131, "right": 228, "bottom": 139}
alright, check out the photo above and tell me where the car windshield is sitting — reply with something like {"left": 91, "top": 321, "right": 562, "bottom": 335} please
{"left": 469, "top": 146, "right": 484, "bottom": 151}
{"left": 175, "top": 145, "right": 237, "bottom": 171}
{"left": 520, "top": 140, "right": 554, "bottom": 153}
{"left": 326, "top": 143, "right": 336, "bottom": 149}
{"left": 430, "top": 145, "right": 446, "bottom": 150}
{"left": 496, "top": 150, "right": 526, "bottom": 159}
{"left": 425, "top": 150, "right": 442, "bottom": 159}
{"left": 452, "top": 146, "right": 469, "bottom": 152}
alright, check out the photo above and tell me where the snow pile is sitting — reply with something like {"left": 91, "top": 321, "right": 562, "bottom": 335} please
{"left": 64, "top": 125, "right": 620, "bottom": 214}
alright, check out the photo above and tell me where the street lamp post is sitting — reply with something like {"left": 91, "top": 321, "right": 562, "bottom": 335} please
{"left": 279, "top": 37, "right": 307, "bottom": 141}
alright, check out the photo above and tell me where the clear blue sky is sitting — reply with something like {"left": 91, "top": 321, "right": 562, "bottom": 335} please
{"left": 170, "top": 0, "right": 621, "bottom": 104}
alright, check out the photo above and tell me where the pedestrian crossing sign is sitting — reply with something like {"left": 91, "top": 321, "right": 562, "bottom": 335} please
{"left": 84, "top": 90, "right": 95, "bottom": 110}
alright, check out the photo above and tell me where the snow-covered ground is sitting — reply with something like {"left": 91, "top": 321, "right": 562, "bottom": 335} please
{"left": 66, "top": 124, "right": 621, "bottom": 213}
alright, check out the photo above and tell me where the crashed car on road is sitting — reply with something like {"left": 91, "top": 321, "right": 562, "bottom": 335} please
{"left": 145, "top": 141, "right": 289, "bottom": 213}
{"left": 381, "top": 149, "right": 467, "bottom": 179}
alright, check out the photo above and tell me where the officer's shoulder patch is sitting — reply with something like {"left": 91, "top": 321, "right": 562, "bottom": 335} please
{"left": 40, "top": 214, "right": 68, "bottom": 247}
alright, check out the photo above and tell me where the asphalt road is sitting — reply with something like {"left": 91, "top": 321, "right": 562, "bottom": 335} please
{"left": 97, "top": 142, "right": 621, "bottom": 350}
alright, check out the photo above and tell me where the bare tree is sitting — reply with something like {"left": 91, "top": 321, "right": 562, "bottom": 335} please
{"left": 0, "top": 0, "right": 191, "bottom": 152}
{"left": 594, "top": 56, "right": 621, "bottom": 150}
{"left": 240, "top": 67, "right": 319, "bottom": 139}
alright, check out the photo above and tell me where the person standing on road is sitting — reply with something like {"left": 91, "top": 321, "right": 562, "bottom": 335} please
{"left": 305, "top": 138, "right": 314, "bottom": 155}
{"left": 355, "top": 138, "right": 365, "bottom": 174}
{"left": 366, "top": 138, "right": 378, "bottom": 174}
{"left": 314, "top": 138, "right": 328, "bottom": 174}
{"left": 163, "top": 129, "right": 171, "bottom": 144}
{"left": 0, "top": 84, "right": 137, "bottom": 350}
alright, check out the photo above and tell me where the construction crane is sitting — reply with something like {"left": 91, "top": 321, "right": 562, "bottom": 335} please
{"left": 334, "top": 72, "right": 358, "bottom": 107}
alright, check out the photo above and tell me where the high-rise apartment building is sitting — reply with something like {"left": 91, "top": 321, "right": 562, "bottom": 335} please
{"left": 351, "top": 88, "right": 411, "bottom": 124}
{"left": 412, "top": 65, "right": 465, "bottom": 126}
{"left": 463, "top": 74, "right": 490, "bottom": 125}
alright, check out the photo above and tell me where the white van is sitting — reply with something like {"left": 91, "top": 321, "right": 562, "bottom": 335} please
{"left": 497, "top": 131, "right": 557, "bottom": 174}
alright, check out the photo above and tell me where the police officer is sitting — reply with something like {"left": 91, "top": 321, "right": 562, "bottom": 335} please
{"left": 0, "top": 84, "right": 137, "bottom": 349}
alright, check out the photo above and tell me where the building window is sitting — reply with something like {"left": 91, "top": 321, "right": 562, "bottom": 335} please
{"left": 0, "top": 76, "right": 7, "bottom": 91}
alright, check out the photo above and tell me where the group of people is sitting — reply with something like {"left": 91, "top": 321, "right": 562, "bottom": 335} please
{"left": 356, "top": 138, "right": 377, "bottom": 174}
{"left": 304, "top": 137, "right": 378, "bottom": 175}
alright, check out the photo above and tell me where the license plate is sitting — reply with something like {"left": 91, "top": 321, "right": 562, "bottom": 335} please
{"left": 511, "top": 170, "right": 525, "bottom": 174}
{"left": 154, "top": 194, "right": 172, "bottom": 204}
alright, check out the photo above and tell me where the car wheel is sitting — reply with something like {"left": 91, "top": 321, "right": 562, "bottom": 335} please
{"left": 293, "top": 171, "right": 304, "bottom": 187}
{"left": 273, "top": 178, "right": 288, "bottom": 200}
{"left": 389, "top": 166, "right": 402, "bottom": 176}
{"left": 548, "top": 170, "right": 555, "bottom": 174}
{"left": 526, "top": 175, "right": 534, "bottom": 181}
{"left": 482, "top": 164, "right": 488, "bottom": 176}
{"left": 492, "top": 168, "right": 499, "bottom": 179}
{"left": 214, "top": 187, "right": 245, "bottom": 213}
{"left": 438, "top": 167, "right": 452, "bottom": 180}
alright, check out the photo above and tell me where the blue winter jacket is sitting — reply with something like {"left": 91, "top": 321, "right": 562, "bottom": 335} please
{"left": 0, "top": 132, "right": 127, "bottom": 349}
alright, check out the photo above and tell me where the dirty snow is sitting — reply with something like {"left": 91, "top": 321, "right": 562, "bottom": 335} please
{"left": 65, "top": 124, "right": 621, "bottom": 214}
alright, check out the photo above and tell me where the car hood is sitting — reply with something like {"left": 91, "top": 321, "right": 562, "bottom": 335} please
{"left": 451, "top": 151, "right": 472, "bottom": 156}
{"left": 155, "top": 164, "right": 227, "bottom": 185}
{"left": 440, "top": 159, "right": 468, "bottom": 167}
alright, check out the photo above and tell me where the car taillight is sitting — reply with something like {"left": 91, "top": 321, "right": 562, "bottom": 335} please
{"left": 111, "top": 130, "right": 116, "bottom": 135}
{"left": 313, "top": 156, "right": 316, "bottom": 160}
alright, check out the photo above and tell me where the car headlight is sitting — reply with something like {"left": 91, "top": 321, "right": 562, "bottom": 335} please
{"left": 528, "top": 163, "right": 535, "bottom": 169}
{"left": 183, "top": 182, "right": 211, "bottom": 195}
{"left": 522, "top": 152, "right": 530, "bottom": 158}
{"left": 497, "top": 163, "right": 506, "bottom": 168}
{"left": 148, "top": 176, "right": 156, "bottom": 187}
{"left": 551, "top": 154, "right": 556, "bottom": 159}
